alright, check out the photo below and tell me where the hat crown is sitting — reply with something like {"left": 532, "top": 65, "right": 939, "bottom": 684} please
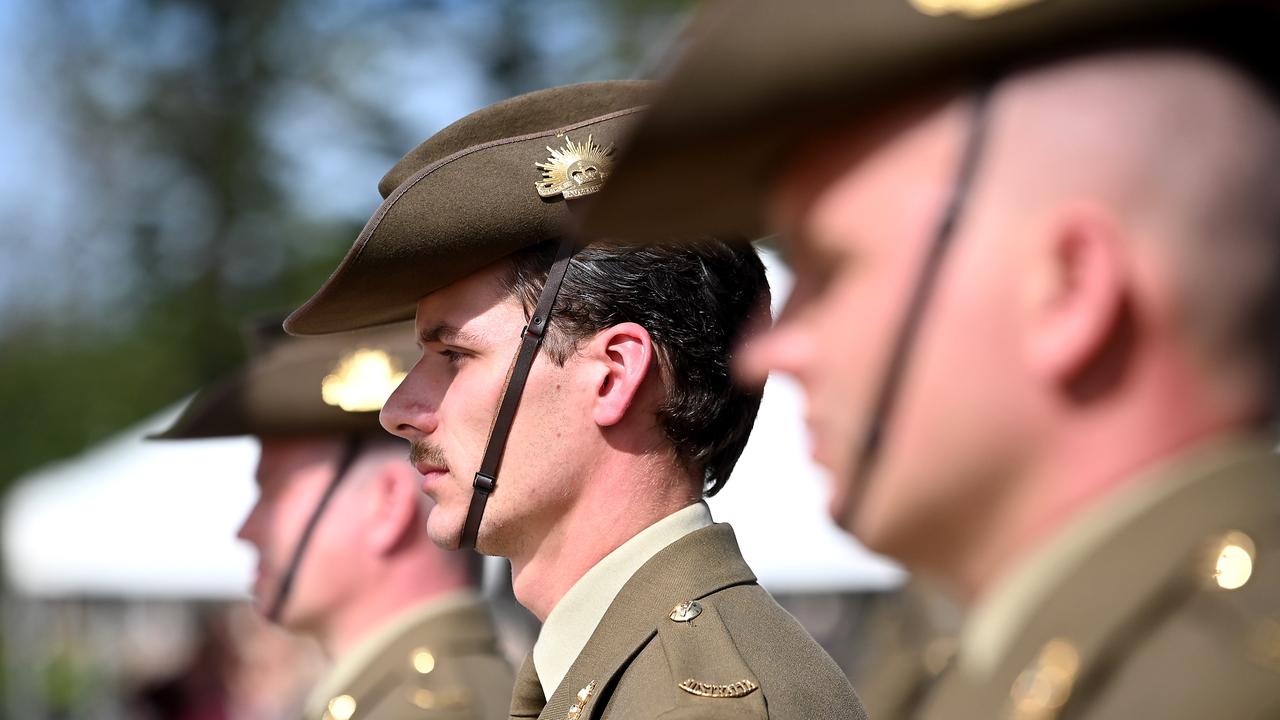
{"left": 378, "top": 80, "right": 652, "bottom": 198}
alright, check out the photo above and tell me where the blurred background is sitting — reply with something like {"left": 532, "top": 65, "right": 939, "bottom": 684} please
{"left": 0, "top": 1, "right": 927, "bottom": 718}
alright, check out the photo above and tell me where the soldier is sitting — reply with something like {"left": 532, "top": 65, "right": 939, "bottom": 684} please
{"left": 283, "top": 81, "right": 866, "bottom": 720}
{"left": 581, "top": 0, "right": 1280, "bottom": 717}
{"left": 154, "top": 318, "right": 514, "bottom": 720}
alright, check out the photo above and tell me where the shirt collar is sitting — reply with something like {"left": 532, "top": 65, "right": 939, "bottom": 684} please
{"left": 532, "top": 501, "right": 713, "bottom": 699}
{"left": 959, "top": 432, "right": 1275, "bottom": 678}
{"left": 306, "top": 590, "right": 481, "bottom": 716}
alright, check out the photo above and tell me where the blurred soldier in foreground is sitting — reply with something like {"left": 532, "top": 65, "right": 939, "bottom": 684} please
{"left": 154, "top": 318, "right": 514, "bottom": 720}
{"left": 583, "top": 0, "right": 1280, "bottom": 717}
{"left": 283, "top": 81, "right": 866, "bottom": 720}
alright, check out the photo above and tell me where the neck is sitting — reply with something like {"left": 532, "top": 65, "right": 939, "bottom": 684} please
{"left": 938, "top": 377, "right": 1253, "bottom": 606}
{"left": 319, "top": 555, "right": 472, "bottom": 659}
{"left": 509, "top": 454, "right": 698, "bottom": 621}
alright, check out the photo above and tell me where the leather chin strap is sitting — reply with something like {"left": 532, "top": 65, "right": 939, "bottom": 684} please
{"left": 460, "top": 236, "right": 578, "bottom": 551}
{"left": 266, "top": 434, "right": 364, "bottom": 623}
{"left": 842, "top": 83, "right": 995, "bottom": 517}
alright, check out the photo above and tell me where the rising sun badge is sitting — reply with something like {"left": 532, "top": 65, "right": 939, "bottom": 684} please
{"left": 320, "top": 348, "right": 406, "bottom": 413}
{"left": 534, "top": 133, "right": 613, "bottom": 200}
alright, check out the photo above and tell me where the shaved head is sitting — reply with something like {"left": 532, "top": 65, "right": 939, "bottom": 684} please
{"left": 980, "top": 49, "right": 1280, "bottom": 416}
{"left": 751, "top": 46, "right": 1280, "bottom": 597}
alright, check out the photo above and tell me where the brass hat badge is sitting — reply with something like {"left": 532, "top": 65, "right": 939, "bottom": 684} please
{"left": 535, "top": 133, "right": 613, "bottom": 199}
{"left": 908, "top": 0, "right": 1042, "bottom": 19}
{"left": 320, "top": 348, "right": 407, "bottom": 412}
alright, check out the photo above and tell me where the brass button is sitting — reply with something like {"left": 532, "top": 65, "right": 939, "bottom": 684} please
{"left": 411, "top": 647, "right": 436, "bottom": 674}
{"left": 327, "top": 694, "right": 357, "bottom": 720}
{"left": 1207, "top": 530, "right": 1256, "bottom": 590}
{"left": 1009, "top": 638, "right": 1079, "bottom": 719}
{"left": 410, "top": 689, "right": 436, "bottom": 709}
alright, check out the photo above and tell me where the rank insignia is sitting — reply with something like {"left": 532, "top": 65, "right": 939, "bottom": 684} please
{"left": 669, "top": 600, "right": 703, "bottom": 622}
{"left": 678, "top": 678, "right": 759, "bottom": 698}
{"left": 535, "top": 134, "right": 613, "bottom": 199}
{"left": 565, "top": 680, "right": 596, "bottom": 720}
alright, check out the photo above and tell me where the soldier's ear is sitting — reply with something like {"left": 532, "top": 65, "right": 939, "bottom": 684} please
{"left": 362, "top": 459, "right": 422, "bottom": 556}
{"left": 1023, "top": 206, "right": 1132, "bottom": 397}
{"left": 585, "top": 322, "right": 655, "bottom": 428}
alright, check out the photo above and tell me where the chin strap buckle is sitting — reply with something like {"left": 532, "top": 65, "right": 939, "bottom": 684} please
{"left": 473, "top": 471, "right": 497, "bottom": 494}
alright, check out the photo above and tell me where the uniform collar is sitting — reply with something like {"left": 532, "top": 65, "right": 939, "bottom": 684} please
{"left": 532, "top": 501, "right": 714, "bottom": 699}
{"left": 540, "top": 521, "right": 758, "bottom": 720}
{"left": 959, "top": 432, "right": 1278, "bottom": 679}
{"left": 306, "top": 589, "right": 483, "bottom": 716}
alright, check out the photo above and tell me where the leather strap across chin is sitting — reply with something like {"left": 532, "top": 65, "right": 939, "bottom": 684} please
{"left": 843, "top": 81, "right": 994, "bottom": 516}
{"left": 460, "top": 236, "right": 578, "bottom": 551}
{"left": 266, "top": 433, "right": 364, "bottom": 623}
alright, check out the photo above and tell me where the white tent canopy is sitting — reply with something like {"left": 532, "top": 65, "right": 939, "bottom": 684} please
{"left": 3, "top": 405, "right": 260, "bottom": 599}
{"left": 3, "top": 252, "right": 903, "bottom": 599}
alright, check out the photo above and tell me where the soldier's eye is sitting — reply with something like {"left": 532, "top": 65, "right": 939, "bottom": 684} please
{"left": 438, "top": 349, "right": 467, "bottom": 366}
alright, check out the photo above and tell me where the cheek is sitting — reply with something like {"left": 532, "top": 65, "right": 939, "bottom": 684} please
{"left": 915, "top": 244, "right": 1024, "bottom": 405}
{"left": 880, "top": 241, "right": 1029, "bottom": 502}
{"left": 438, "top": 364, "right": 510, "bottom": 459}
{"left": 809, "top": 272, "right": 896, "bottom": 406}
{"left": 249, "top": 496, "right": 303, "bottom": 569}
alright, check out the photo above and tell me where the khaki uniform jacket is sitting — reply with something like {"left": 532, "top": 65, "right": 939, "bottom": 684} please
{"left": 313, "top": 598, "right": 514, "bottom": 720}
{"left": 915, "top": 440, "right": 1280, "bottom": 720}
{"left": 509, "top": 523, "right": 867, "bottom": 720}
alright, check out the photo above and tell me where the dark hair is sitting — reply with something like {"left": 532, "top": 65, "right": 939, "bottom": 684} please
{"left": 502, "top": 238, "right": 769, "bottom": 495}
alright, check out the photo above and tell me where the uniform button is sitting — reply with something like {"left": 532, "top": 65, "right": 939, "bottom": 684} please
{"left": 327, "top": 694, "right": 357, "bottom": 720}
{"left": 1207, "top": 530, "right": 1255, "bottom": 590}
{"left": 411, "top": 647, "right": 437, "bottom": 674}
{"left": 1009, "top": 638, "right": 1079, "bottom": 719}
{"left": 411, "top": 689, "right": 436, "bottom": 709}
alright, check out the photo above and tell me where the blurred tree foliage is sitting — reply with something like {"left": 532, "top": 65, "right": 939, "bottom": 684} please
{"left": 0, "top": 0, "right": 693, "bottom": 485}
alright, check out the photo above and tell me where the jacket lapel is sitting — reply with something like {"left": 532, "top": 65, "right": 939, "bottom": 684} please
{"left": 538, "top": 523, "right": 757, "bottom": 720}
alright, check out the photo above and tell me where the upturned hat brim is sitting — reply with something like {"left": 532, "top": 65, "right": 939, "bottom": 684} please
{"left": 285, "top": 81, "right": 652, "bottom": 336}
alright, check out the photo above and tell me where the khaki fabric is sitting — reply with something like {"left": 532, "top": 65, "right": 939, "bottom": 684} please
{"left": 309, "top": 598, "right": 514, "bottom": 720}
{"left": 515, "top": 523, "right": 867, "bottom": 720}
{"left": 909, "top": 438, "right": 1280, "bottom": 720}
{"left": 284, "top": 81, "right": 652, "bottom": 336}
{"left": 533, "top": 503, "right": 713, "bottom": 698}
{"left": 854, "top": 581, "right": 961, "bottom": 720}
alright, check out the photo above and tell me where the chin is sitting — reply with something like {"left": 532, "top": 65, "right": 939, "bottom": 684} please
{"left": 248, "top": 597, "right": 274, "bottom": 624}
{"left": 828, "top": 478, "right": 899, "bottom": 559}
{"left": 824, "top": 466, "right": 859, "bottom": 527}
{"left": 427, "top": 512, "right": 466, "bottom": 551}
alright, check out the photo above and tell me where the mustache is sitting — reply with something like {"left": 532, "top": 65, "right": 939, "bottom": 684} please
{"left": 409, "top": 441, "right": 449, "bottom": 470}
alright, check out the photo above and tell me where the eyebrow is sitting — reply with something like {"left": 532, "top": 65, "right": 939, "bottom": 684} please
{"left": 417, "top": 322, "right": 486, "bottom": 348}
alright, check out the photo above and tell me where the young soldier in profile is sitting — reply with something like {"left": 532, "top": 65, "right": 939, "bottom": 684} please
{"left": 284, "top": 81, "right": 866, "bottom": 720}
{"left": 155, "top": 318, "right": 514, "bottom": 720}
